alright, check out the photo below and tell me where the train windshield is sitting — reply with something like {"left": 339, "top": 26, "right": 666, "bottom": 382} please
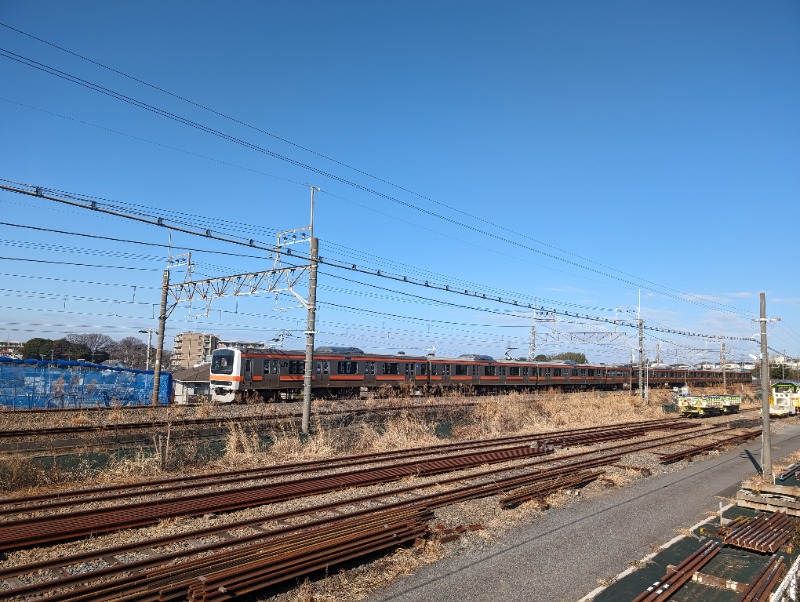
{"left": 211, "top": 350, "right": 235, "bottom": 375}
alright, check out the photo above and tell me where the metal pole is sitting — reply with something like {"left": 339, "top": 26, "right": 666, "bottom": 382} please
{"left": 302, "top": 236, "right": 318, "bottom": 435}
{"left": 151, "top": 269, "right": 169, "bottom": 406}
{"left": 146, "top": 329, "right": 153, "bottom": 372}
{"left": 630, "top": 349, "right": 634, "bottom": 393}
{"left": 721, "top": 342, "right": 726, "bottom": 390}
{"left": 638, "top": 318, "right": 643, "bottom": 398}
{"left": 760, "top": 292, "right": 772, "bottom": 478}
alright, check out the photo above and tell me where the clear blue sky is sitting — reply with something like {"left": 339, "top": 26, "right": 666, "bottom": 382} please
{"left": 1, "top": 1, "right": 798, "bottom": 366}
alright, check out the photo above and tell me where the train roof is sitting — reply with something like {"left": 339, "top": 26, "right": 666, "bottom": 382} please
{"left": 314, "top": 346, "right": 365, "bottom": 354}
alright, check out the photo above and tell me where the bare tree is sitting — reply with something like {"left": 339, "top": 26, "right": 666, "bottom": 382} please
{"left": 109, "top": 337, "right": 148, "bottom": 369}
{"left": 66, "top": 333, "right": 115, "bottom": 362}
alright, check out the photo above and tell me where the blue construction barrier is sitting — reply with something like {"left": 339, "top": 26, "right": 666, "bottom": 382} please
{"left": 0, "top": 357, "right": 172, "bottom": 410}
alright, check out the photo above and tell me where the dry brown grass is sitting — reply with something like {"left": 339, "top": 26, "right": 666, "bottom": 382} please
{"left": 104, "top": 449, "right": 164, "bottom": 480}
{"left": 363, "top": 410, "right": 441, "bottom": 452}
{"left": 281, "top": 542, "right": 445, "bottom": 602}
{"left": 454, "top": 390, "right": 667, "bottom": 441}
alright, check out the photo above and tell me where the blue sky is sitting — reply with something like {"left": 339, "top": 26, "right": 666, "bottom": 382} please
{"left": 0, "top": 1, "right": 798, "bottom": 366}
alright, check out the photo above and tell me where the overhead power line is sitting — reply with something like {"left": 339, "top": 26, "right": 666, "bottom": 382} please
{"left": 0, "top": 44, "right": 755, "bottom": 318}
{"left": 0, "top": 181, "right": 756, "bottom": 343}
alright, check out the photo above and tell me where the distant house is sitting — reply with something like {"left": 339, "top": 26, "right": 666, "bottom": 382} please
{"left": 172, "top": 364, "right": 210, "bottom": 404}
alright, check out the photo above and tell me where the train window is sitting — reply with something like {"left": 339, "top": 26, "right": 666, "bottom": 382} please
{"left": 588, "top": 369, "right": 595, "bottom": 377}
{"left": 323, "top": 361, "right": 329, "bottom": 375}
{"left": 431, "top": 364, "right": 439, "bottom": 376}
{"left": 499, "top": 366, "right": 506, "bottom": 376}
{"left": 418, "top": 363, "right": 428, "bottom": 376}
{"left": 405, "top": 363, "right": 411, "bottom": 376}
{"left": 484, "top": 365, "right": 496, "bottom": 377}
{"left": 337, "top": 361, "right": 358, "bottom": 375}
{"left": 523, "top": 367, "right": 528, "bottom": 376}
{"left": 289, "top": 360, "right": 305, "bottom": 375}
{"left": 571, "top": 369, "right": 579, "bottom": 377}
{"left": 580, "top": 369, "right": 586, "bottom": 376}
{"left": 509, "top": 366, "right": 520, "bottom": 376}
{"left": 271, "top": 360, "right": 278, "bottom": 374}
{"left": 368, "top": 362, "right": 375, "bottom": 375}
{"left": 455, "top": 364, "right": 469, "bottom": 376}
{"left": 383, "top": 362, "right": 399, "bottom": 375}
{"left": 315, "top": 360, "right": 321, "bottom": 374}
{"left": 444, "top": 364, "right": 451, "bottom": 376}
{"left": 473, "top": 365, "right": 479, "bottom": 376}
{"left": 211, "top": 350, "right": 235, "bottom": 375}
{"left": 553, "top": 368, "right": 562, "bottom": 377}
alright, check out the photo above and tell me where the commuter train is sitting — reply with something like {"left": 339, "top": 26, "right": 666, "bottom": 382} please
{"left": 209, "top": 346, "right": 751, "bottom": 403}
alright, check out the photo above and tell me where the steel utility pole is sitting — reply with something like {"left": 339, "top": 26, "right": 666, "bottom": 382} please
{"left": 757, "top": 292, "right": 779, "bottom": 479}
{"left": 638, "top": 318, "right": 644, "bottom": 399}
{"left": 629, "top": 349, "right": 634, "bottom": 393}
{"left": 721, "top": 342, "right": 726, "bottom": 390}
{"left": 151, "top": 269, "right": 169, "bottom": 405}
{"left": 302, "top": 186, "right": 320, "bottom": 436}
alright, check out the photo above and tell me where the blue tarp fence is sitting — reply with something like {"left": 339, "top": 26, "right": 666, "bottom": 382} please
{"left": 0, "top": 357, "right": 172, "bottom": 410}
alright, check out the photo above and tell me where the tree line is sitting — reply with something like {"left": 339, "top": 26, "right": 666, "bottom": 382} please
{"left": 20, "top": 334, "right": 171, "bottom": 370}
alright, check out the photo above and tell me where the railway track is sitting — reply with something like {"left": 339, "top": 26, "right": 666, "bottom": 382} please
{"left": 0, "top": 401, "right": 474, "bottom": 439}
{"left": 0, "top": 419, "right": 763, "bottom": 601}
{"left": 0, "top": 418, "right": 693, "bottom": 516}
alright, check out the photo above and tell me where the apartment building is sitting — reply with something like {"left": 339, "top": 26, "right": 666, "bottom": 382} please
{"left": 171, "top": 332, "right": 220, "bottom": 369}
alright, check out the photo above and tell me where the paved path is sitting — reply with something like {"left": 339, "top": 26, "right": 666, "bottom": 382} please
{"left": 368, "top": 424, "right": 800, "bottom": 602}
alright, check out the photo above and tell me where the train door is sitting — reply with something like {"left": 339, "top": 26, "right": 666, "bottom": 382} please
{"left": 264, "top": 358, "right": 279, "bottom": 388}
{"left": 315, "top": 359, "right": 330, "bottom": 388}
{"left": 244, "top": 358, "right": 253, "bottom": 387}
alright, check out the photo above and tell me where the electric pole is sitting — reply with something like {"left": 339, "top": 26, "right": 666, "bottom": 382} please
{"left": 151, "top": 269, "right": 169, "bottom": 405}
{"left": 638, "top": 318, "right": 644, "bottom": 399}
{"left": 756, "top": 292, "right": 780, "bottom": 479}
{"left": 721, "top": 342, "right": 726, "bottom": 390}
{"left": 302, "top": 186, "right": 320, "bottom": 436}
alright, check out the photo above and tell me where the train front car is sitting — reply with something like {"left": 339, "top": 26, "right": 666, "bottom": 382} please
{"left": 210, "top": 347, "right": 241, "bottom": 403}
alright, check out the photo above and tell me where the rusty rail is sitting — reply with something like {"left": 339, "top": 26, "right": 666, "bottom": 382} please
{"left": 0, "top": 419, "right": 758, "bottom": 601}
{"left": 631, "top": 540, "right": 720, "bottom": 602}
{"left": 499, "top": 470, "right": 603, "bottom": 508}
{"left": 0, "top": 454, "right": 625, "bottom": 601}
{"left": 724, "top": 512, "right": 794, "bottom": 553}
{"left": 0, "top": 445, "right": 549, "bottom": 551}
{"left": 658, "top": 429, "right": 761, "bottom": 464}
{"left": 0, "top": 418, "right": 690, "bottom": 514}
{"left": 737, "top": 555, "right": 786, "bottom": 602}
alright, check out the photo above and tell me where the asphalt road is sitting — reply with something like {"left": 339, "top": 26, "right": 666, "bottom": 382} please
{"left": 367, "top": 423, "right": 800, "bottom": 602}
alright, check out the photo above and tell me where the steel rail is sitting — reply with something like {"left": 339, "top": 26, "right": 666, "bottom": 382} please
{"left": 657, "top": 429, "right": 762, "bottom": 464}
{"left": 0, "top": 422, "right": 714, "bottom": 587}
{"left": 0, "top": 445, "right": 550, "bottom": 550}
{"left": 0, "top": 418, "right": 691, "bottom": 513}
{"left": 738, "top": 555, "right": 786, "bottom": 602}
{"left": 724, "top": 512, "right": 793, "bottom": 553}
{"left": 498, "top": 470, "right": 604, "bottom": 508}
{"left": 0, "top": 422, "right": 751, "bottom": 600}
{"left": 631, "top": 540, "right": 720, "bottom": 602}
{"left": 0, "top": 452, "right": 631, "bottom": 596}
{"left": 19, "top": 456, "right": 625, "bottom": 602}
{"left": 0, "top": 422, "right": 728, "bottom": 551}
